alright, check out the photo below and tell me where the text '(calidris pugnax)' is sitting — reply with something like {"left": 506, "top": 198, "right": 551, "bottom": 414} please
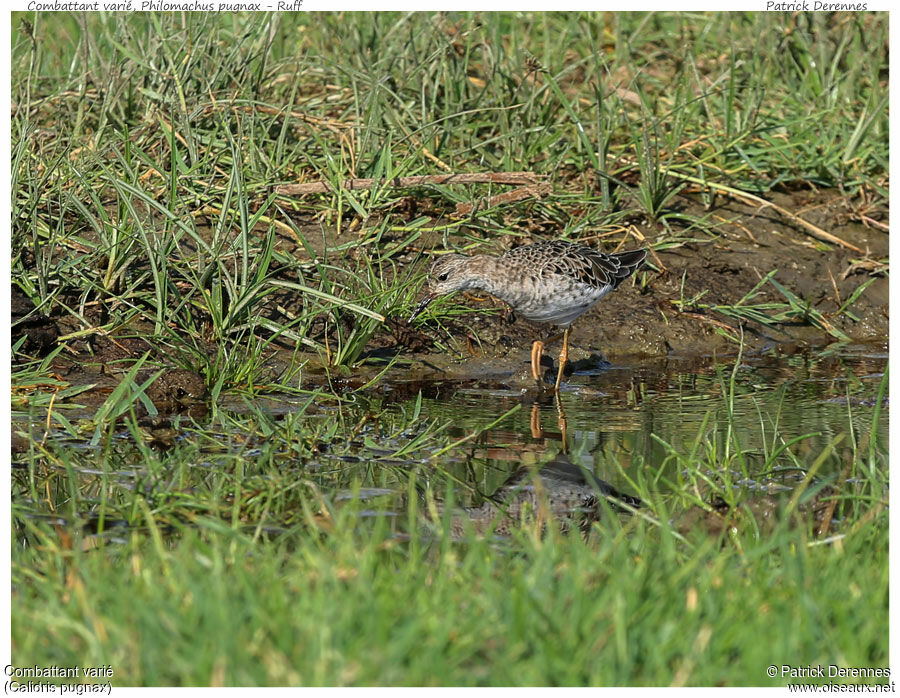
{"left": 408, "top": 240, "right": 647, "bottom": 391}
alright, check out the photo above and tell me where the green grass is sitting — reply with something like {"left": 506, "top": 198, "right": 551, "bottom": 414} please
{"left": 11, "top": 499, "right": 887, "bottom": 686}
{"left": 11, "top": 11, "right": 889, "bottom": 687}
{"left": 672, "top": 268, "right": 879, "bottom": 343}
{"left": 12, "top": 12, "right": 889, "bottom": 385}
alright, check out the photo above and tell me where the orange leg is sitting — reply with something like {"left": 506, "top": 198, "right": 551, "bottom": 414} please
{"left": 531, "top": 340, "right": 544, "bottom": 382}
{"left": 532, "top": 332, "right": 566, "bottom": 385}
{"left": 553, "top": 327, "right": 570, "bottom": 392}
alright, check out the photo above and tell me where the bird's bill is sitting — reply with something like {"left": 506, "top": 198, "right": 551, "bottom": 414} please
{"left": 408, "top": 293, "right": 435, "bottom": 323}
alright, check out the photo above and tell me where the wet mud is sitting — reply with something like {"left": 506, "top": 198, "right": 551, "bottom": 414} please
{"left": 382, "top": 190, "right": 887, "bottom": 374}
{"left": 12, "top": 189, "right": 889, "bottom": 407}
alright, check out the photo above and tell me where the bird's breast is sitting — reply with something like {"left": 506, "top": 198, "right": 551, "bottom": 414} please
{"left": 498, "top": 276, "right": 612, "bottom": 327}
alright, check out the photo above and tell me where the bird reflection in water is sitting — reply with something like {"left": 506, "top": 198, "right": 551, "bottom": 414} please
{"left": 431, "top": 450, "right": 641, "bottom": 539}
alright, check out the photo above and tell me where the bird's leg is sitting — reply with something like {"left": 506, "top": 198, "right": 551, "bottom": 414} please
{"left": 530, "top": 340, "right": 544, "bottom": 382}
{"left": 532, "top": 332, "right": 565, "bottom": 385}
{"left": 553, "top": 327, "right": 570, "bottom": 392}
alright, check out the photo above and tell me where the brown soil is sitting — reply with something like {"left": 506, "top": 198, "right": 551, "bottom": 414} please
{"left": 375, "top": 189, "right": 888, "bottom": 378}
{"left": 13, "top": 188, "right": 889, "bottom": 403}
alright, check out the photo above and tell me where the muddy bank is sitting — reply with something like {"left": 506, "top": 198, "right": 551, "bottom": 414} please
{"left": 12, "top": 188, "right": 888, "bottom": 401}
{"left": 369, "top": 189, "right": 888, "bottom": 378}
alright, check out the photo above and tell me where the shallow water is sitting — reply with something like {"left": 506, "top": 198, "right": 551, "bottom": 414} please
{"left": 12, "top": 345, "right": 888, "bottom": 539}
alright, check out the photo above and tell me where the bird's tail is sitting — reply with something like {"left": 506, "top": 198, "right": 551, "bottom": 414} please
{"left": 610, "top": 249, "right": 648, "bottom": 288}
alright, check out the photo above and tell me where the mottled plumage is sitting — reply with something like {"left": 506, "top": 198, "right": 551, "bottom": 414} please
{"left": 409, "top": 240, "right": 647, "bottom": 390}
{"left": 503, "top": 240, "right": 645, "bottom": 297}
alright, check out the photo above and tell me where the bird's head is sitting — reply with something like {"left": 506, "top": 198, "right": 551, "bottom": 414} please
{"left": 407, "top": 254, "right": 474, "bottom": 322}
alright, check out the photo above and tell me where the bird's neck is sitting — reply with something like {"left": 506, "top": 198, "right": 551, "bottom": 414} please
{"left": 461, "top": 256, "right": 516, "bottom": 302}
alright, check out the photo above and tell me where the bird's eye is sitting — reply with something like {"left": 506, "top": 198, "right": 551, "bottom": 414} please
{"left": 438, "top": 272, "right": 449, "bottom": 282}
